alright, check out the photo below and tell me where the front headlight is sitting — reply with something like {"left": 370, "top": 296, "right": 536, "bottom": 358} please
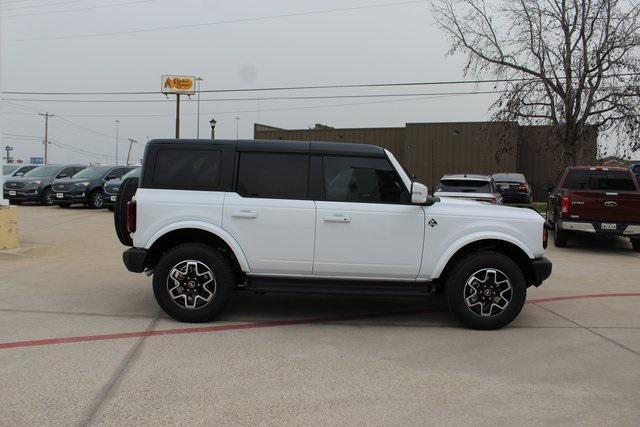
{"left": 75, "top": 181, "right": 90, "bottom": 187}
{"left": 26, "top": 180, "right": 42, "bottom": 186}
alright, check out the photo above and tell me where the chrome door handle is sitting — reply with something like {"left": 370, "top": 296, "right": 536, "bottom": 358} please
{"left": 324, "top": 214, "right": 351, "bottom": 223}
{"left": 231, "top": 209, "right": 258, "bottom": 219}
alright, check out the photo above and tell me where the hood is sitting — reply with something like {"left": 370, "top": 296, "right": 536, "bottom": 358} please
{"left": 53, "top": 178, "right": 90, "bottom": 185}
{"left": 4, "top": 176, "right": 49, "bottom": 184}
{"left": 432, "top": 195, "right": 543, "bottom": 223}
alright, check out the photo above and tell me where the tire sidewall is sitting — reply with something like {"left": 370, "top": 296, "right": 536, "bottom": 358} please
{"left": 153, "top": 244, "right": 234, "bottom": 323}
{"left": 446, "top": 251, "right": 527, "bottom": 330}
{"left": 90, "top": 190, "right": 104, "bottom": 209}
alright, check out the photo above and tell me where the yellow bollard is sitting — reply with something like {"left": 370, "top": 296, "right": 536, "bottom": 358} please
{"left": 0, "top": 205, "right": 19, "bottom": 250}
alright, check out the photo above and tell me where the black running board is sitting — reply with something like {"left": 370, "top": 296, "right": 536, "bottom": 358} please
{"left": 244, "top": 276, "right": 436, "bottom": 297}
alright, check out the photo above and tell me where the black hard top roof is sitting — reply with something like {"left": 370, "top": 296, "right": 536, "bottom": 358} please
{"left": 147, "top": 139, "right": 386, "bottom": 158}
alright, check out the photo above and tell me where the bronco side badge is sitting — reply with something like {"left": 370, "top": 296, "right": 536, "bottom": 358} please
{"left": 428, "top": 219, "right": 438, "bottom": 227}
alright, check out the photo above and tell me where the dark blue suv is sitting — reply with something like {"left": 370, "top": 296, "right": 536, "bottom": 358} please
{"left": 51, "top": 165, "right": 135, "bottom": 208}
{"left": 103, "top": 167, "right": 140, "bottom": 210}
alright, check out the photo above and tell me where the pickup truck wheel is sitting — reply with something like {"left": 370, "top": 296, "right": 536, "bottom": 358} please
{"left": 632, "top": 239, "right": 640, "bottom": 252}
{"left": 153, "top": 243, "right": 234, "bottom": 323}
{"left": 553, "top": 216, "right": 568, "bottom": 247}
{"left": 445, "top": 251, "right": 526, "bottom": 330}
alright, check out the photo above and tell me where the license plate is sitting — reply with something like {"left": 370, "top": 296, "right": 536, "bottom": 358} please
{"left": 56, "top": 193, "right": 64, "bottom": 198}
{"left": 8, "top": 190, "right": 16, "bottom": 196}
{"left": 110, "top": 196, "right": 116, "bottom": 201}
{"left": 601, "top": 223, "right": 617, "bottom": 230}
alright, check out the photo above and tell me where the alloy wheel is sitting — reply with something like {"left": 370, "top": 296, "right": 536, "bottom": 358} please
{"left": 93, "top": 192, "right": 104, "bottom": 208}
{"left": 463, "top": 268, "right": 512, "bottom": 317}
{"left": 166, "top": 260, "right": 216, "bottom": 309}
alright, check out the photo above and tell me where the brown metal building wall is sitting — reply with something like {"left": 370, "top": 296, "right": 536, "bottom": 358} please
{"left": 519, "top": 126, "right": 598, "bottom": 201}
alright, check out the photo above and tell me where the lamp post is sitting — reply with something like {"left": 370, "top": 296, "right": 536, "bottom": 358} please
{"left": 196, "top": 77, "right": 203, "bottom": 138}
{"left": 114, "top": 120, "right": 120, "bottom": 165}
{"left": 209, "top": 117, "right": 217, "bottom": 140}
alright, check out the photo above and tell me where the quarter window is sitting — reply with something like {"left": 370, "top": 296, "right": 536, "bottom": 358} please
{"left": 236, "top": 153, "right": 308, "bottom": 199}
{"left": 322, "top": 156, "right": 408, "bottom": 203}
{"left": 153, "top": 149, "right": 222, "bottom": 190}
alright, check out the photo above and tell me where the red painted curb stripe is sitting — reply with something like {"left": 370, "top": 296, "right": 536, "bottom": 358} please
{"left": 1, "top": 292, "right": 640, "bottom": 350}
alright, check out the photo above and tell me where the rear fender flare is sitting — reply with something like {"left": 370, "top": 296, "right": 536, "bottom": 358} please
{"left": 145, "top": 221, "right": 250, "bottom": 272}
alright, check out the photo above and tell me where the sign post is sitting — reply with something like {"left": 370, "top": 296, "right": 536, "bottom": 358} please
{"left": 161, "top": 75, "right": 196, "bottom": 139}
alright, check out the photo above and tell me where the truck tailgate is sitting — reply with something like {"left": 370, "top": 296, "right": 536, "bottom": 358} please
{"left": 569, "top": 190, "right": 640, "bottom": 223}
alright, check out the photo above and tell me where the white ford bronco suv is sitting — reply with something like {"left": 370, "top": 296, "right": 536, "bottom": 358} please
{"left": 116, "top": 139, "right": 551, "bottom": 330}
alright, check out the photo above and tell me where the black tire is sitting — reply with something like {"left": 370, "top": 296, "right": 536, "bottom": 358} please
{"left": 40, "top": 187, "right": 53, "bottom": 206}
{"left": 632, "top": 239, "right": 640, "bottom": 252}
{"left": 153, "top": 243, "right": 234, "bottom": 323}
{"left": 9, "top": 200, "right": 22, "bottom": 205}
{"left": 88, "top": 189, "right": 105, "bottom": 209}
{"left": 114, "top": 177, "right": 138, "bottom": 246}
{"left": 553, "top": 215, "right": 568, "bottom": 247}
{"left": 445, "top": 251, "right": 527, "bottom": 330}
{"left": 58, "top": 203, "right": 71, "bottom": 208}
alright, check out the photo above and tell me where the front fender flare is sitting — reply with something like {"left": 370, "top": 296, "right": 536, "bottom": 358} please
{"left": 431, "top": 231, "right": 534, "bottom": 280}
{"left": 144, "top": 221, "right": 250, "bottom": 272}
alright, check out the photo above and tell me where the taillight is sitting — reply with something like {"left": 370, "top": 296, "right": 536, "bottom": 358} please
{"left": 127, "top": 201, "right": 136, "bottom": 233}
{"left": 561, "top": 195, "right": 570, "bottom": 218}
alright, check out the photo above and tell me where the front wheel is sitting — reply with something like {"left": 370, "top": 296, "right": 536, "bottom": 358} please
{"left": 40, "top": 187, "right": 53, "bottom": 206}
{"left": 88, "top": 190, "right": 104, "bottom": 209}
{"left": 153, "top": 243, "right": 234, "bottom": 323}
{"left": 445, "top": 251, "right": 526, "bottom": 330}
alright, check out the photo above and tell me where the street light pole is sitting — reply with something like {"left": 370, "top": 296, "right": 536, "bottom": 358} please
{"left": 209, "top": 117, "right": 217, "bottom": 139}
{"left": 115, "top": 120, "right": 120, "bottom": 165}
{"left": 196, "top": 77, "right": 203, "bottom": 139}
{"left": 235, "top": 117, "right": 240, "bottom": 140}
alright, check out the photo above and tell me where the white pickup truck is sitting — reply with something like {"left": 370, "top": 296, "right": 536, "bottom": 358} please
{"left": 116, "top": 139, "right": 551, "bottom": 330}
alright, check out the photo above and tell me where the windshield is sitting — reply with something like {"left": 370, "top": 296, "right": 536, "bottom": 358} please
{"left": 72, "top": 166, "right": 112, "bottom": 180}
{"left": 564, "top": 170, "right": 636, "bottom": 191}
{"left": 24, "top": 165, "right": 61, "bottom": 177}
{"left": 3, "top": 165, "right": 21, "bottom": 175}
{"left": 437, "top": 179, "right": 491, "bottom": 193}
{"left": 122, "top": 167, "right": 140, "bottom": 180}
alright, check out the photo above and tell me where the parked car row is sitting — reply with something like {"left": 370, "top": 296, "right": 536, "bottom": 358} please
{"left": 3, "top": 164, "right": 139, "bottom": 209}
{"left": 433, "top": 173, "right": 532, "bottom": 204}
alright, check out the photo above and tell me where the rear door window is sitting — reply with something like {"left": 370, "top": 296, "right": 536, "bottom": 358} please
{"left": 152, "top": 149, "right": 222, "bottom": 190}
{"left": 236, "top": 152, "right": 308, "bottom": 199}
{"left": 563, "top": 170, "right": 636, "bottom": 191}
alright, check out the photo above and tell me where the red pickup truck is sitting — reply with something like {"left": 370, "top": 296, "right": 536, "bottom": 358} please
{"left": 547, "top": 166, "right": 640, "bottom": 251}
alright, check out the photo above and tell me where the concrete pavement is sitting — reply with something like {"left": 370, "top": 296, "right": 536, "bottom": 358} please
{"left": 1, "top": 205, "right": 639, "bottom": 425}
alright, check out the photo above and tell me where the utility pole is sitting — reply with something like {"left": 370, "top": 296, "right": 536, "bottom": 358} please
{"left": 196, "top": 77, "right": 203, "bottom": 138}
{"left": 126, "top": 138, "right": 138, "bottom": 166}
{"left": 38, "top": 113, "right": 54, "bottom": 164}
{"left": 235, "top": 117, "right": 240, "bottom": 140}
{"left": 115, "top": 120, "right": 120, "bottom": 165}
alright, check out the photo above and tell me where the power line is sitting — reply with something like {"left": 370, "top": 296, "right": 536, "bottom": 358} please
{"left": 4, "top": 0, "right": 427, "bottom": 42}
{"left": 1, "top": 0, "right": 101, "bottom": 12}
{"left": 1, "top": 0, "right": 157, "bottom": 19}
{"left": 3, "top": 72, "right": 637, "bottom": 96}
{"left": 1, "top": 90, "right": 504, "bottom": 103}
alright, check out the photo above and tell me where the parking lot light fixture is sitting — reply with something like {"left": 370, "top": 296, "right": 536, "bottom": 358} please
{"left": 209, "top": 117, "right": 217, "bottom": 140}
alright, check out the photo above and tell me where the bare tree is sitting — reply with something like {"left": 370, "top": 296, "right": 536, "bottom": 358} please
{"left": 432, "top": 0, "right": 640, "bottom": 163}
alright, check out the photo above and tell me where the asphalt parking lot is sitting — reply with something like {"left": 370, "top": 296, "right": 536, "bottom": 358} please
{"left": 1, "top": 205, "right": 639, "bottom": 425}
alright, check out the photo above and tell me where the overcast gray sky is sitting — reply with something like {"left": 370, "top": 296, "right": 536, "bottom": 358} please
{"left": 1, "top": 0, "right": 503, "bottom": 164}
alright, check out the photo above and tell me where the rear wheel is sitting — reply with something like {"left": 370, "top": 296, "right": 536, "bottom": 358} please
{"left": 153, "top": 243, "right": 234, "bottom": 323}
{"left": 632, "top": 239, "right": 640, "bottom": 252}
{"left": 445, "top": 251, "right": 526, "bottom": 330}
{"left": 554, "top": 215, "right": 568, "bottom": 247}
